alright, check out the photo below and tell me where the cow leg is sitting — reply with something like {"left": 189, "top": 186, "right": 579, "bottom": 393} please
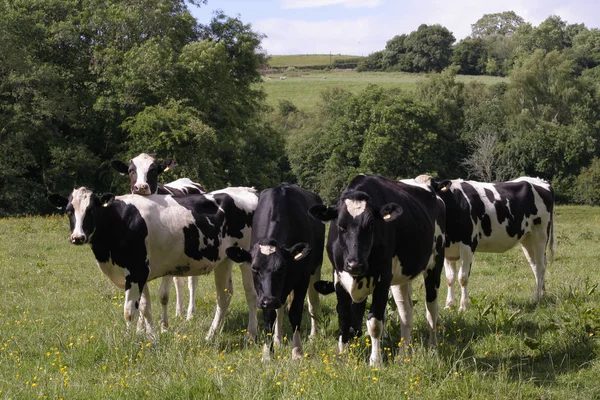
{"left": 289, "top": 285, "right": 308, "bottom": 360}
{"left": 423, "top": 268, "right": 441, "bottom": 348}
{"left": 391, "top": 283, "right": 413, "bottom": 350}
{"left": 444, "top": 259, "right": 457, "bottom": 309}
{"left": 158, "top": 277, "right": 172, "bottom": 332}
{"left": 206, "top": 259, "right": 234, "bottom": 341}
{"left": 238, "top": 262, "right": 258, "bottom": 340}
{"left": 172, "top": 277, "right": 185, "bottom": 318}
{"left": 262, "top": 308, "right": 277, "bottom": 361}
{"left": 273, "top": 305, "right": 285, "bottom": 346}
{"left": 138, "top": 284, "right": 156, "bottom": 337}
{"left": 124, "top": 274, "right": 147, "bottom": 332}
{"left": 458, "top": 246, "right": 474, "bottom": 311}
{"left": 367, "top": 283, "right": 389, "bottom": 367}
{"left": 520, "top": 233, "right": 547, "bottom": 302}
{"left": 307, "top": 265, "right": 322, "bottom": 339}
{"left": 335, "top": 284, "right": 353, "bottom": 354}
{"left": 351, "top": 300, "right": 366, "bottom": 338}
{"left": 186, "top": 276, "right": 198, "bottom": 320}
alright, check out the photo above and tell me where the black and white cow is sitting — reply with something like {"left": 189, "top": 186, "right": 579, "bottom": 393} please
{"left": 111, "top": 153, "right": 206, "bottom": 196}
{"left": 427, "top": 176, "right": 555, "bottom": 311}
{"left": 226, "top": 184, "right": 325, "bottom": 360}
{"left": 309, "top": 175, "right": 446, "bottom": 366}
{"left": 112, "top": 153, "right": 206, "bottom": 323}
{"left": 47, "top": 186, "right": 258, "bottom": 340}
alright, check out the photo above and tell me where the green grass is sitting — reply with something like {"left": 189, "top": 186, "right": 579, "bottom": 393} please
{"left": 261, "top": 70, "right": 508, "bottom": 111}
{"left": 268, "top": 54, "right": 362, "bottom": 68}
{"left": 2, "top": 206, "right": 600, "bottom": 398}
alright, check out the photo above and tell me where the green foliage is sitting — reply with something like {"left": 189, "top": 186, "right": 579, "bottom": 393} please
{"left": 452, "top": 37, "right": 488, "bottom": 75}
{"left": 573, "top": 158, "right": 600, "bottom": 205}
{"left": 471, "top": 11, "right": 525, "bottom": 37}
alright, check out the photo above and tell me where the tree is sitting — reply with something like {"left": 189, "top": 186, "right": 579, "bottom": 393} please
{"left": 404, "top": 24, "right": 456, "bottom": 72}
{"left": 471, "top": 11, "right": 524, "bottom": 38}
{"left": 452, "top": 37, "right": 488, "bottom": 75}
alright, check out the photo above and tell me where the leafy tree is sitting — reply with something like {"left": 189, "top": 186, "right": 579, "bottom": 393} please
{"left": 452, "top": 37, "right": 488, "bottom": 75}
{"left": 471, "top": 11, "right": 524, "bottom": 38}
{"left": 573, "top": 158, "right": 600, "bottom": 205}
{"left": 404, "top": 24, "right": 456, "bottom": 72}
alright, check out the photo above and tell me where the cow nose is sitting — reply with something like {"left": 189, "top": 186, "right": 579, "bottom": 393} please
{"left": 134, "top": 183, "right": 150, "bottom": 195}
{"left": 345, "top": 260, "right": 364, "bottom": 276}
{"left": 71, "top": 234, "right": 86, "bottom": 245}
{"left": 258, "top": 297, "right": 281, "bottom": 310}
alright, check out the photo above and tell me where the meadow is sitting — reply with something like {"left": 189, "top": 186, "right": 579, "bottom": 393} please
{"left": 260, "top": 70, "right": 508, "bottom": 111}
{"left": 268, "top": 54, "right": 363, "bottom": 68}
{"left": 1, "top": 206, "right": 600, "bottom": 399}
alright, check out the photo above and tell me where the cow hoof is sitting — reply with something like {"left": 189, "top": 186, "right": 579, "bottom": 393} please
{"left": 292, "top": 348, "right": 303, "bottom": 360}
{"left": 444, "top": 302, "right": 455, "bottom": 310}
{"left": 459, "top": 305, "right": 468, "bottom": 312}
{"left": 244, "top": 332, "right": 256, "bottom": 343}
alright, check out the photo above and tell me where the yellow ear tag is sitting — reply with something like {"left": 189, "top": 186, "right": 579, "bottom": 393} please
{"left": 383, "top": 214, "right": 391, "bottom": 220}
{"left": 103, "top": 202, "right": 109, "bottom": 207}
{"left": 294, "top": 253, "right": 303, "bottom": 260}
{"left": 440, "top": 186, "right": 448, "bottom": 192}
{"left": 163, "top": 166, "right": 170, "bottom": 172}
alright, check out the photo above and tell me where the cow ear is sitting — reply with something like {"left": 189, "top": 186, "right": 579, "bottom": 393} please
{"left": 377, "top": 203, "right": 403, "bottom": 222}
{"left": 99, "top": 193, "right": 116, "bottom": 208}
{"left": 308, "top": 204, "right": 338, "bottom": 222}
{"left": 111, "top": 160, "right": 129, "bottom": 175}
{"left": 283, "top": 242, "right": 311, "bottom": 262}
{"left": 438, "top": 180, "right": 452, "bottom": 192}
{"left": 226, "top": 246, "right": 252, "bottom": 264}
{"left": 47, "top": 194, "right": 69, "bottom": 210}
{"left": 313, "top": 280, "right": 335, "bottom": 295}
{"left": 159, "top": 158, "right": 176, "bottom": 173}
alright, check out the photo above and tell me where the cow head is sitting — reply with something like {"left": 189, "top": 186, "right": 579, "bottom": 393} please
{"left": 111, "top": 153, "right": 175, "bottom": 195}
{"left": 226, "top": 239, "right": 311, "bottom": 310}
{"left": 48, "top": 187, "right": 115, "bottom": 245}
{"left": 309, "top": 190, "right": 403, "bottom": 277}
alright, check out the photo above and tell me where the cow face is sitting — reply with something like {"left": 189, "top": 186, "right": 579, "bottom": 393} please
{"left": 48, "top": 187, "right": 114, "bottom": 245}
{"left": 226, "top": 239, "right": 310, "bottom": 310}
{"left": 309, "top": 191, "right": 402, "bottom": 277}
{"left": 111, "top": 153, "right": 175, "bottom": 195}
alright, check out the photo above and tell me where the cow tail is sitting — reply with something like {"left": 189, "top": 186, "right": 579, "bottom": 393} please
{"left": 548, "top": 208, "right": 555, "bottom": 265}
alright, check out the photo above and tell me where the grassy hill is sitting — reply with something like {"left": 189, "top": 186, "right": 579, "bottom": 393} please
{"left": 261, "top": 70, "right": 507, "bottom": 111}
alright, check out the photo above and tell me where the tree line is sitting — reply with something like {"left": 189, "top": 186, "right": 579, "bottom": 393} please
{"left": 1, "top": 2, "right": 599, "bottom": 216}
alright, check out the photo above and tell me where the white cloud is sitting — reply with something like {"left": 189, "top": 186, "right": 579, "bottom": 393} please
{"left": 281, "top": 0, "right": 382, "bottom": 10}
{"left": 256, "top": 17, "right": 395, "bottom": 55}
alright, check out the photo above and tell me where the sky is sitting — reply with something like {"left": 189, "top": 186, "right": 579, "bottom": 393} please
{"left": 190, "top": 0, "right": 600, "bottom": 56}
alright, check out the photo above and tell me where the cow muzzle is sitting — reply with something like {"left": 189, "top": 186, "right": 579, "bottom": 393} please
{"left": 71, "top": 234, "right": 87, "bottom": 245}
{"left": 133, "top": 183, "right": 151, "bottom": 195}
{"left": 258, "top": 296, "right": 282, "bottom": 310}
{"left": 344, "top": 260, "right": 365, "bottom": 277}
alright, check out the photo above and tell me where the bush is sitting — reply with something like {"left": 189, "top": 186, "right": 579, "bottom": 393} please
{"left": 573, "top": 158, "right": 600, "bottom": 205}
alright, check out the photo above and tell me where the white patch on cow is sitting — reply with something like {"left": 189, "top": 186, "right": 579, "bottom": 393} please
{"left": 344, "top": 199, "right": 366, "bottom": 218}
{"left": 71, "top": 187, "right": 94, "bottom": 240}
{"left": 335, "top": 271, "right": 374, "bottom": 303}
{"left": 259, "top": 245, "right": 276, "bottom": 255}
{"left": 399, "top": 177, "right": 432, "bottom": 191}
{"left": 97, "top": 258, "right": 126, "bottom": 289}
{"left": 209, "top": 187, "right": 258, "bottom": 214}
{"left": 131, "top": 153, "right": 155, "bottom": 189}
{"left": 205, "top": 216, "right": 214, "bottom": 227}
{"left": 390, "top": 256, "right": 414, "bottom": 286}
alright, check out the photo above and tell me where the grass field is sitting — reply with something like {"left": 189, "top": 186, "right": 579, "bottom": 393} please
{"left": 268, "top": 54, "right": 363, "bottom": 68}
{"left": 261, "top": 71, "right": 508, "bottom": 111}
{"left": 1, "top": 206, "right": 600, "bottom": 398}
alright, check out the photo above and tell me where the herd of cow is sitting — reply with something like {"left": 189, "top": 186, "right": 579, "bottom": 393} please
{"left": 47, "top": 153, "right": 555, "bottom": 366}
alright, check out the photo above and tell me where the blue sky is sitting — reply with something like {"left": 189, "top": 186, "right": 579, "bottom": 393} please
{"left": 190, "top": 0, "right": 600, "bottom": 56}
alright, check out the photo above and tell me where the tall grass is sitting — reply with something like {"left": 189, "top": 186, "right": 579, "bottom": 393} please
{"left": 1, "top": 206, "right": 600, "bottom": 398}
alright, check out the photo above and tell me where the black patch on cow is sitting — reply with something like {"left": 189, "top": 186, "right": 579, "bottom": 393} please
{"left": 481, "top": 214, "right": 492, "bottom": 237}
{"left": 357, "top": 281, "right": 363, "bottom": 290}
{"left": 533, "top": 217, "right": 542, "bottom": 225}
{"left": 484, "top": 188, "right": 495, "bottom": 203}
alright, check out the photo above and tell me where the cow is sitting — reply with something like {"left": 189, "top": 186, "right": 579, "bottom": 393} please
{"left": 111, "top": 153, "right": 205, "bottom": 196}
{"left": 225, "top": 184, "right": 325, "bottom": 360}
{"left": 47, "top": 186, "right": 259, "bottom": 340}
{"left": 112, "top": 153, "right": 206, "bottom": 324}
{"left": 309, "top": 174, "right": 446, "bottom": 366}
{"left": 426, "top": 176, "right": 555, "bottom": 311}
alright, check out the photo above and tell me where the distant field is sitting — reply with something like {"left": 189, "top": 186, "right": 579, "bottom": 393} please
{"left": 261, "top": 70, "right": 508, "bottom": 111}
{"left": 268, "top": 54, "right": 363, "bottom": 68}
